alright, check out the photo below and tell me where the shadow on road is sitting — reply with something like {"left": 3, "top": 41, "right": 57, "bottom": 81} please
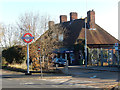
{"left": 2, "top": 66, "right": 26, "bottom": 73}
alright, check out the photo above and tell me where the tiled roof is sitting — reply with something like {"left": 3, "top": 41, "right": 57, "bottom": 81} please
{"left": 60, "top": 19, "right": 118, "bottom": 45}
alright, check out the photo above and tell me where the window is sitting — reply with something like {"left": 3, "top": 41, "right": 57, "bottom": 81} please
{"left": 58, "top": 34, "right": 63, "bottom": 41}
{"left": 52, "top": 33, "right": 57, "bottom": 39}
{"left": 44, "top": 36, "right": 47, "bottom": 39}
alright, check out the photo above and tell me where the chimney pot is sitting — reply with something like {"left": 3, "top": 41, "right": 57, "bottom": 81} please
{"left": 87, "top": 10, "right": 95, "bottom": 29}
{"left": 70, "top": 12, "right": 78, "bottom": 21}
{"left": 60, "top": 15, "right": 67, "bottom": 23}
{"left": 48, "top": 21, "right": 54, "bottom": 29}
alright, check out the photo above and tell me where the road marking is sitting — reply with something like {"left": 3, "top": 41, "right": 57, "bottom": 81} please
{"left": 20, "top": 82, "right": 34, "bottom": 85}
{"left": 90, "top": 75, "right": 97, "bottom": 78}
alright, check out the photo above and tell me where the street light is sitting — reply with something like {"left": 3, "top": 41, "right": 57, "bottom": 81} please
{"left": 85, "top": 0, "right": 87, "bottom": 67}
{"left": 85, "top": 18, "right": 87, "bottom": 67}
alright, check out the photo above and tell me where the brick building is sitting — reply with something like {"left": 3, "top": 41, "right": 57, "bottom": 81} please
{"left": 34, "top": 10, "right": 119, "bottom": 66}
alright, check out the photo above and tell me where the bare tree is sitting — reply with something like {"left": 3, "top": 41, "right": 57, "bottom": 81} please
{"left": 34, "top": 24, "right": 68, "bottom": 69}
{"left": 39, "top": 14, "right": 50, "bottom": 33}
{"left": 17, "top": 12, "right": 51, "bottom": 45}
{"left": 0, "top": 24, "right": 18, "bottom": 47}
{"left": 17, "top": 12, "right": 40, "bottom": 42}
{"left": 6, "top": 25, "right": 14, "bottom": 47}
{"left": 40, "top": 24, "right": 67, "bottom": 56}
{"left": 0, "top": 24, "right": 5, "bottom": 47}
{"left": 0, "top": 24, "right": 8, "bottom": 47}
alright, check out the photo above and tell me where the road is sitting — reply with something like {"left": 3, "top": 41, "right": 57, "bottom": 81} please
{"left": 1, "top": 68, "right": 119, "bottom": 89}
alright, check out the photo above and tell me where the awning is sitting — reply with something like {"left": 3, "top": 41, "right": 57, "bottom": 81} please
{"left": 53, "top": 48, "right": 73, "bottom": 53}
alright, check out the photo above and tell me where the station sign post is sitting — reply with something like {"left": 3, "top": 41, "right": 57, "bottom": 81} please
{"left": 114, "top": 43, "right": 119, "bottom": 65}
{"left": 22, "top": 33, "right": 34, "bottom": 75}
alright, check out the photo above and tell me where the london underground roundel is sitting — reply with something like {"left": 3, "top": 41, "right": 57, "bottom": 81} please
{"left": 22, "top": 33, "right": 34, "bottom": 43}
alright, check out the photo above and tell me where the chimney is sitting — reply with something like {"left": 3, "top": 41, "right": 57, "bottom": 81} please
{"left": 70, "top": 12, "right": 78, "bottom": 21}
{"left": 60, "top": 15, "right": 67, "bottom": 23}
{"left": 87, "top": 9, "right": 95, "bottom": 29}
{"left": 48, "top": 21, "right": 54, "bottom": 29}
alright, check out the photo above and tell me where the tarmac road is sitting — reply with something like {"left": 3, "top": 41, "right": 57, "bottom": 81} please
{"left": 1, "top": 69, "right": 92, "bottom": 88}
{"left": 1, "top": 68, "right": 119, "bottom": 89}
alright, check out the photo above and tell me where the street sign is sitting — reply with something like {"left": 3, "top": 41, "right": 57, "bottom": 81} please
{"left": 115, "top": 43, "right": 119, "bottom": 47}
{"left": 22, "top": 33, "right": 34, "bottom": 43}
{"left": 65, "top": 50, "right": 73, "bottom": 53}
{"left": 114, "top": 43, "right": 119, "bottom": 65}
{"left": 115, "top": 47, "right": 118, "bottom": 50}
{"left": 115, "top": 43, "right": 119, "bottom": 50}
{"left": 38, "top": 46, "right": 40, "bottom": 52}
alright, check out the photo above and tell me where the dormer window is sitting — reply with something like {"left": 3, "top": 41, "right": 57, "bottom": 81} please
{"left": 52, "top": 33, "right": 57, "bottom": 39}
{"left": 58, "top": 34, "right": 63, "bottom": 42}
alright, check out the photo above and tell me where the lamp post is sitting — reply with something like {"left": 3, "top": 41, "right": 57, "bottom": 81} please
{"left": 85, "top": 18, "right": 87, "bottom": 67}
{"left": 85, "top": 0, "right": 87, "bottom": 67}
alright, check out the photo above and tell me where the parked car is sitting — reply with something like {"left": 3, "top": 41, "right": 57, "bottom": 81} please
{"left": 52, "top": 58, "right": 66, "bottom": 67}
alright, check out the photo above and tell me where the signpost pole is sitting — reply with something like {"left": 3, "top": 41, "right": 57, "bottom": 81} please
{"left": 27, "top": 43, "right": 30, "bottom": 74}
{"left": 118, "top": 50, "right": 119, "bottom": 65}
{"left": 40, "top": 53, "right": 43, "bottom": 78}
{"left": 65, "top": 53, "right": 68, "bottom": 74}
{"left": 101, "top": 48, "right": 103, "bottom": 66}
{"left": 115, "top": 43, "right": 119, "bottom": 66}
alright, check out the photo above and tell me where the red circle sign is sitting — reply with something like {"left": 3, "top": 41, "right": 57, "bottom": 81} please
{"left": 22, "top": 33, "right": 34, "bottom": 43}
{"left": 38, "top": 46, "right": 40, "bottom": 52}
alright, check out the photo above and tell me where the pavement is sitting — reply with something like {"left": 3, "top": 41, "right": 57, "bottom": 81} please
{"left": 67, "top": 65, "right": 120, "bottom": 72}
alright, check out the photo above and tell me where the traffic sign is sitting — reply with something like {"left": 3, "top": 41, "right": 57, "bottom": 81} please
{"left": 115, "top": 43, "right": 119, "bottom": 47}
{"left": 38, "top": 46, "right": 40, "bottom": 52}
{"left": 22, "top": 33, "right": 34, "bottom": 43}
{"left": 115, "top": 43, "right": 119, "bottom": 50}
{"left": 65, "top": 50, "right": 73, "bottom": 53}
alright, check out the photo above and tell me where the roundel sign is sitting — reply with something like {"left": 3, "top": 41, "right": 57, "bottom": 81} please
{"left": 38, "top": 46, "right": 40, "bottom": 52}
{"left": 22, "top": 33, "right": 34, "bottom": 43}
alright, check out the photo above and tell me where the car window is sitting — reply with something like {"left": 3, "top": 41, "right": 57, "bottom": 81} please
{"left": 54, "top": 58, "right": 67, "bottom": 62}
{"left": 58, "top": 60, "right": 61, "bottom": 62}
{"left": 56, "top": 58, "right": 60, "bottom": 62}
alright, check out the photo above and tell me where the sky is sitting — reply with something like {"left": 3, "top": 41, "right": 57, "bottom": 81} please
{"left": 0, "top": 0, "right": 119, "bottom": 39}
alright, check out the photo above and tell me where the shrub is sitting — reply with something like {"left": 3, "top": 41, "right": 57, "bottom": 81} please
{"left": 2, "top": 45, "right": 26, "bottom": 64}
